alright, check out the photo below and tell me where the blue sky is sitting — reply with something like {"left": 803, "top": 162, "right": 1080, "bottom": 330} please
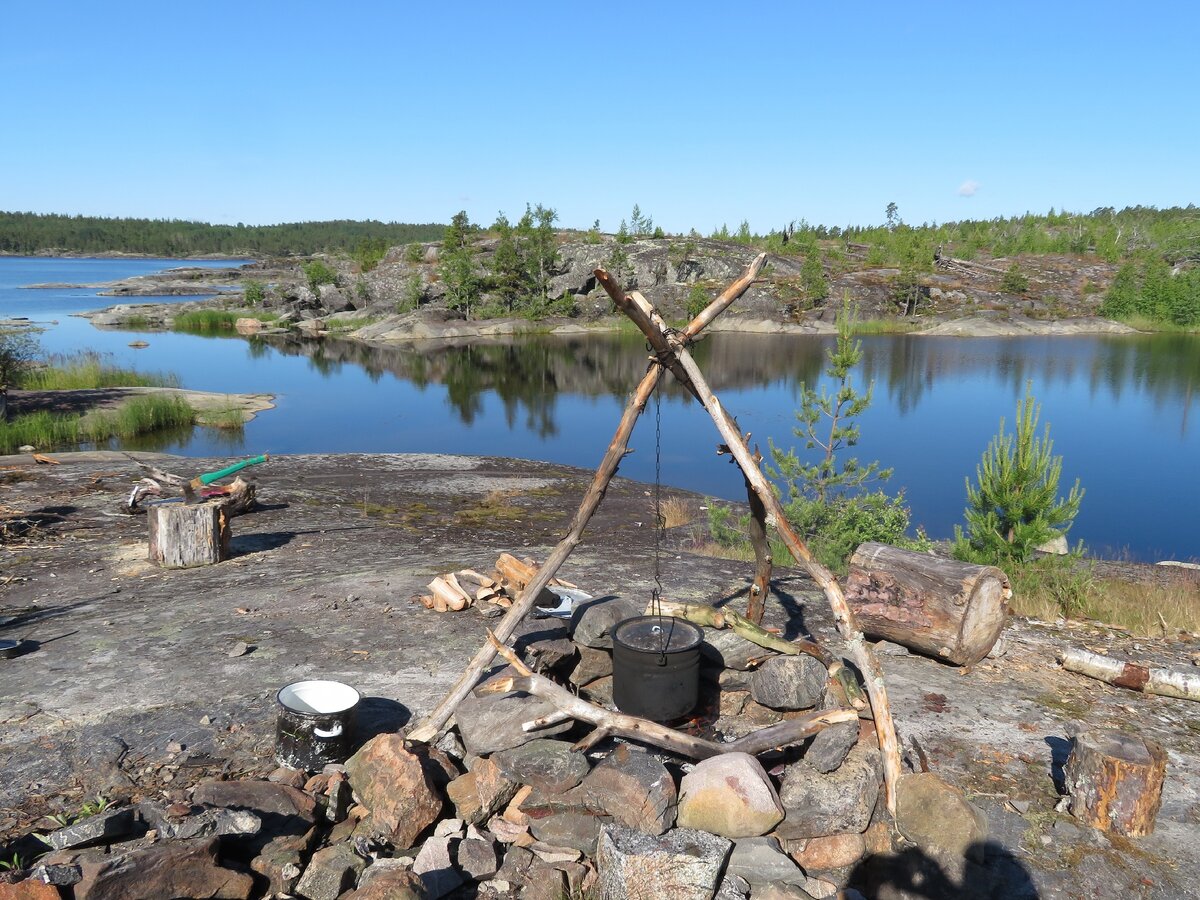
{"left": 2, "top": 1, "right": 1196, "bottom": 233}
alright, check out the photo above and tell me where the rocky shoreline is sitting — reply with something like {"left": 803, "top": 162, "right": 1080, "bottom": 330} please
{"left": 0, "top": 452, "right": 1197, "bottom": 899}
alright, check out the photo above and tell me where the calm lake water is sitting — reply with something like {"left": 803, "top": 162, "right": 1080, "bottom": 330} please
{"left": 3, "top": 257, "right": 1198, "bottom": 563}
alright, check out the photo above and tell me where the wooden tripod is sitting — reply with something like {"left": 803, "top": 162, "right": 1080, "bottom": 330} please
{"left": 407, "top": 254, "right": 902, "bottom": 814}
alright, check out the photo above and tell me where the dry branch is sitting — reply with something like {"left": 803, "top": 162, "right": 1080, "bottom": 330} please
{"left": 481, "top": 633, "right": 854, "bottom": 759}
{"left": 1061, "top": 648, "right": 1200, "bottom": 702}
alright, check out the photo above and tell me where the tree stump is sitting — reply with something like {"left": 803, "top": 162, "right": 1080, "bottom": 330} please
{"left": 147, "top": 500, "right": 230, "bottom": 568}
{"left": 1064, "top": 729, "right": 1167, "bottom": 837}
{"left": 845, "top": 542, "right": 1010, "bottom": 666}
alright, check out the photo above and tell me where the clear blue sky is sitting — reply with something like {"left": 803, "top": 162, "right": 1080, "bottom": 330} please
{"left": 2, "top": 1, "right": 1196, "bottom": 233}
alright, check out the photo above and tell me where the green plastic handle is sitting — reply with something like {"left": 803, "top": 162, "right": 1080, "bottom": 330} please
{"left": 196, "top": 454, "right": 269, "bottom": 486}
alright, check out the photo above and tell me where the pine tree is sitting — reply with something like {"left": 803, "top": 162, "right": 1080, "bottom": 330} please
{"left": 954, "top": 385, "right": 1083, "bottom": 564}
{"left": 769, "top": 297, "right": 891, "bottom": 505}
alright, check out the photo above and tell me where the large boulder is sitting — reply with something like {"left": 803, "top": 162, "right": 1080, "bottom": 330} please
{"left": 776, "top": 744, "right": 880, "bottom": 839}
{"left": 294, "top": 842, "right": 366, "bottom": 900}
{"left": 750, "top": 655, "right": 826, "bottom": 710}
{"left": 677, "top": 753, "right": 784, "bottom": 838}
{"left": 344, "top": 734, "right": 443, "bottom": 849}
{"left": 595, "top": 824, "right": 731, "bottom": 900}
{"left": 454, "top": 669, "right": 572, "bottom": 755}
{"left": 583, "top": 745, "right": 677, "bottom": 835}
{"left": 895, "top": 773, "right": 988, "bottom": 877}
{"left": 73, "top": 837, "right": 254, "bottom": 900}
{"left": 570, "top": 596, "right": 641, "bottom": 649}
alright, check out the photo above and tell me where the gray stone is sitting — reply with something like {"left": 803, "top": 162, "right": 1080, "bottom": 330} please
{"left": 528, "top": 808, "right": 607, "bottom": 855}
{"left": 871, "top": 640, "right": 910, "bottom": 657}
{"left": 701, "top": 628, "right": 777, "bottom": 671}
{"left": 714, "top": 872, "right": 751, "bottom": 900}
{"left": 570, "top": 596, "right": 641, "bottom": 649}
{"left": 73, "top": 836, "right": 255, "bottom": 900}
{"left": 726, "top": 836, "right": 806, "bottom": 886}
{"left": 522, "top": 637, "right": 578, "bottom": 675}
{"left": 595, "top": 823, "right": 731, "bottom": 900}
{"left": 493, "top": 739, "right": 591, "bottom": 794}
{"left": 457, "top": 837, "right": 499, "bottom": 880}
{"left": 455, "top": 669, "right": 572, "bottom": 755}
{"left": 28, "top": 863, "right": 82, "bottom": 886}
{"left": 802, "top": 697, "right": 858, "bottom": 774}
{"left": 750, "top": 655, "right": 826, "bottom": 711}
{"left": 569, "top": 645, "right": 614, "bottom": 686}
{"left": 294, "top": 842, "right": 365, "bottom": 900}
{"left": 141, "top": 803, "right": 261, "bottom": 841}
{"left": 583, "top": 744, "right": 677, "bottom": 835}
{"left": 776, "top": 744, "right": 880, "bottom": 839}
{"left": 677, "top": 752, "right": 784, "bottom": 838}
{"left": 717, "top": 666, "right": 754, "bottom": 690}
{"left": 45, "top": 807, "right": 138, "bottom": 850}
{"left": 413, "top": 835, "right": 463, "bottom": 899}
{"left": 494, "top": 846, "right": 567, "bottom": 900}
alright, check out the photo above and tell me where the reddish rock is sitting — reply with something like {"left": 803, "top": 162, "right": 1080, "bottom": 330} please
{"left": 0, "top": 880, "right": 62, "bottom": 900}
{"left": 345, "top": 733, "right": 443, "bottom": 848}
{"left": 788, "top": 831, "right": 867, "bottom": 871}
{"left": 349, "top": 865, "right": 428, "bottom": 899}
{"left": 74, "top": 837, "right": 254, "bottom": 900}
{"left": 446, "top": 757, "right": 518, "bottom": 825}
{"left": 583, "top": 745, "right": 677, "bottom": 835}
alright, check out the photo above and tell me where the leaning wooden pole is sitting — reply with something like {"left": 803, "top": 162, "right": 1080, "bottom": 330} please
{"left": 407, "top": 254, "right": 767, "bottom": 744}
{"left": 599, "top": 279, "right": 903, "bottom": 816}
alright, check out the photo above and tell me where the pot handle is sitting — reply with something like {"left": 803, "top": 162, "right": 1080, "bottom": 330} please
{"left": 314, "top": 723, "right": 343, "bottom": 739}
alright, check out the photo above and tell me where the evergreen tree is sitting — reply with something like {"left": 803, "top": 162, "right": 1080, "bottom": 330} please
{"left": 1099, "top": 263, "right": 1138, "bottom": 319}
{"left": 769, "top": 297, "right": 891, "bottom": 505}
{"left": 489, "top": 213, "right": 523, "bottom": 312}
{"left": 801, "top": 250, "right": 829, "bottom": 301}
{"left": 954, "top": 385, "right": 1084, "bottom": 565}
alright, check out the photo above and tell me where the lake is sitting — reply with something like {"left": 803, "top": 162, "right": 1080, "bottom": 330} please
{"left": 3, "top": 256, "right": 1198, "bottom": 563}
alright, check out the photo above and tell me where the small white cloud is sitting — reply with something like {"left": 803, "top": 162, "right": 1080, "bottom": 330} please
{"left": 958, "top": 180, "right": 981, "bottom": 197}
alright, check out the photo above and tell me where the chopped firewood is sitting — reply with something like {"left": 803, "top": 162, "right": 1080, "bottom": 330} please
{"left": 457, "top": 569, "right": 498, "bottom": 588}
{"left": 443, "top": 573, "right": 475, "bottom": 606}
{"left": 417, "top": 595, "right": 435, "bottom": 610}
{"left": 475, "top": 586, "right": 499, "bottom": 603}
{"left": 496, "top": 552, "right": 538, "bottom": 588}
{"left": 550, "top": 577, "right": 577, "bottom": 589}
{"left": 493, "top": 595, "right": 513, "bottom": 609}
{"left": 428, "top": 576, "right": 472, "bottom": 612}
{"left": 33, "top": 453, "right": 59, "bottom": 465}
{"left": 433, "top": 594, "right": 448, "bottom": 614}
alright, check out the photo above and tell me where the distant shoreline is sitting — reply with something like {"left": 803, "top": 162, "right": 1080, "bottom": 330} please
{"left": 0, "top": 249, "right": 255, "bottom": 261}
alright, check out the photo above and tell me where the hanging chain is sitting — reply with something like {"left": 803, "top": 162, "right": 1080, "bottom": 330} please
{"left": 651, "top": 378, "right": 675, "bottom": 661}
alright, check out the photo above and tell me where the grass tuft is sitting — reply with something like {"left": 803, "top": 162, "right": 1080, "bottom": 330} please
{"left": 0, "top": 395, "right": 195, "bottom": 454}
{"left": 22, "top": 351, "right": 177, "bottom": 390}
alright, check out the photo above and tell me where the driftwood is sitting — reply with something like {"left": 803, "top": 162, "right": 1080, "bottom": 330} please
{"left": 603, "top": 280, "right": 903, "bottom": 815}
{"left": 1061, "top": 648, "right": 1200, "bottom": 702}
{"left": 128, "top": 475, "right": 257, "bottom": 517}
{"left": 481, "top": 633, "right": 856, "bottom": 760}
{"left": 405, "top": 254, "right": 768, "bottom": 745}
{"left": 147, "top": 499, "right": 230, "bottom": 568}
{"left": 1065, "top": 729, "right": 1167, "bottom": 837}
{"left": 845, "top": 542, "right": 1010, "bottom": 666}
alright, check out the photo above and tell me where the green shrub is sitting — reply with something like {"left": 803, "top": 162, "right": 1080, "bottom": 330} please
{"left": 302, "top": 259, "right": 338, "bottom": 293}
{"left": 783, "top": 491, "right": 928, "bottom": 575}
{"left": 953, "top": 384, "right": 1083, "bottom": 566}
{"left": 404, "top": 243, "right": 424, "bottom": 264}
{"left": 686, "top": 283, "right": 711, "bottom": 319}
{"left": 243, "top": 279, "right": 266, "bottom": 305}
{"left": 1000, "top": 263, "right": 1029, "bottom": 294}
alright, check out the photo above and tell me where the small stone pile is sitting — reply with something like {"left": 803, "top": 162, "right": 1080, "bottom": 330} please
{"left": 0, "top": 594, "right": 988, "bottom": 899}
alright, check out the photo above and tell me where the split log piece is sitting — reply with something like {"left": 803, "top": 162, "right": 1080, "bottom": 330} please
{"left": 443, "top": 573, "right": 476, "bottom": 607}
{"left": 845, "top": 542, "right": 1011, "bottom": 666}
{"left": 428, "top": 577, "right": 470, "bottom": 612}
{"left": 417, "top": 595, "right": 435, "bottom": 610}
{"left": 496, "top": 553, "right": 538, "bottom": 588}
{"left": 481, "top": 633, "right": 855, "bottom": 759}
{"left": 475, "top": 586, "right": 500, "bottom": 603}
{"left": 1061, "top": 648, "right": 1200, "bottom": 702}
{"left": 611, "top": 285, "right": 903, "bottom": 814}
{"left": 456, "top": 569, "right": 498, "bottom": 588}
{"left": 147, "top": 499, "right": 230, "bottom": 568}
{"left": 1064, "top": 729, "right": 1167, "bottom": 836}
{"left": 405, "top": 253, "right": 767, "bottom": 745}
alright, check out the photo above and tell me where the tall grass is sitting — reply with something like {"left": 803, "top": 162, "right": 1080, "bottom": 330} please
{"left": 172, "top": 310, "right": 277, "bottom": 334}
{"left": 21, "top": 351, "right": 178, "bottom": 390}
{"left": 0, "top": 395, "right": 195, "bottom": 454}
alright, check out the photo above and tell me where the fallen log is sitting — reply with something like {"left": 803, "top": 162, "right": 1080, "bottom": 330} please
{"left": 845, "top": 542, "right": 1011, "bottom": 666}
{"left": 1060, "top": 648, "right": 1200, "bottom": 702}
{"left": 1065, "top": 729, "right": 1167, "bottom": 837}
{"left": 481, "top": 633, "right": 856, "bottom": 760}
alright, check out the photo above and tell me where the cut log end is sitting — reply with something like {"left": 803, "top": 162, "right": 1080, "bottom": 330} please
{"left": 1065, "top": 729, "right": 1167, "bottom": 837}
{"left": 147, "top": 500, "right": 230, "bottom": 568}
